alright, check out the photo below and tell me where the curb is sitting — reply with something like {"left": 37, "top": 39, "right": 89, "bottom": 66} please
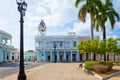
{"left": 93, "top": 71, "right": 120, "bottom": 80}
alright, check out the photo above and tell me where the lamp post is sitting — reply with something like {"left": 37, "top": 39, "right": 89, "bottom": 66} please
{"left": 16, "top": 0, "right": 27, "bottom": 80}
{"left": 53, "top": 43, "right": 56, "bottom": 63}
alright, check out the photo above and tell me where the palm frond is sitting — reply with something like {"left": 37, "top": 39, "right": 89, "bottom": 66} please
{"left": 75, "top": 0, "right": 83, "bottom": 7}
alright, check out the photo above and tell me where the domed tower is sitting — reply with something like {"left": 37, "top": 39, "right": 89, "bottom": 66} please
{"left": 38, "top": 19, "right": 46, "bottom": 36}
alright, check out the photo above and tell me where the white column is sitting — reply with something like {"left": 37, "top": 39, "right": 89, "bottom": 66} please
{"left": 70, "top": 51, "right": 72, "bottom": 62}
{"left": 91, "top": 53, "right": 93, "bottom": 61}
{"left": 64, "top": 51, "right": 66, "bottom": 61}
{"left": 76, "top": 51, "right": 80, "bottom": 62}
{"left": 57, "top": 51, "right": 60, "bottom": 62}
{"left": 37, "top": 51, "right": 40, "bottom": 61}
{"left": 50, "top": 51, "right": 53, "bottom": 62}
{"left": 44, "top": 51, "right": 46, "bottom": 62}
{"left": 10, "top": 38, "right": 12, "bottom": 46}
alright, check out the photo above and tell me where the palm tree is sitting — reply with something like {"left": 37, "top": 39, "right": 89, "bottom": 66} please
{"left": 95, "top": 0, "right": 120, "bottom": 40}
{"left": 75, "top": 0, "right": 98, "bottom": 40}
{"left": 75, "top": 0, "right": 99, "bottom": 61}
{"left": 95, "top": 0, "right": 120, "bottom": 61}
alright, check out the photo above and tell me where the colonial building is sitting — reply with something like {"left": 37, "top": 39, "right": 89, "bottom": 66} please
{"left": 35, "top": 35, "right": 80, "bottom": 62}
{"left": 12, "top": 48, "right": 20, "bottom": 62}
{"left": 0, "top": 30, "right": 13, "bottom": 62}
{"left": 24, "top": 50, "right": 37, "bottom": 61}
{"left": 35, "top": 20, "right": 99, "bottom": 62}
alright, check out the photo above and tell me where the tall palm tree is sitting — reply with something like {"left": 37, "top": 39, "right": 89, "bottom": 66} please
{"left": 75, "top": 0, "right": 99, "bottom": 60}
{"left": 95, "top": 0, "right": 120, "bottom": 61}
{"left": 95, "top": 0, "right": 120, "bottom": 40}
{"left": 75, "top": 0, "right": 99, "bottom": 40}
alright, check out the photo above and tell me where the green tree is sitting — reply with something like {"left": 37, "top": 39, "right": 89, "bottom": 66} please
{"left": 77, "top": 40, "right": 92, "bottom": 60}
{"left": 95, "top": 0, "right": 120, "bottom": 61}
{"left": 95, "top": 0, "right": 120, "bottom": 40}
{"left": 75, "top": 0, "right": 99, "bottom": 40}
{"left": 106, "top": 38, "right": 117, "bottom": 61}
{"left": 96, "top": 40, "right": 106, "bottom": 61}
{"left": 75, "top": 0, "right": 100, "bottom": 61}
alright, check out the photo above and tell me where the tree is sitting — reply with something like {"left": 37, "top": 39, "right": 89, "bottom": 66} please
{"left": 94, "top": 0, "right": 120, "bottom": 61}
{"left": 77, "top": 40, "right": 92, "bottom": 60}
{"left": 75, "top": 0, "right": 100, "bottom": 61}
{"left": 75, "top": 0, "right": 99, "bottom": 40}
{"left": 95, "top": 0, "right": 120, "bottom": 40}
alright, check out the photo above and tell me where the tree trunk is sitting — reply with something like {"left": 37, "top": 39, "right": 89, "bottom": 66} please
{"left": 90, "top": 19, "right": 94, "bottom": 61}
{"left": 114, "top": 54, "right": 115, "bottom": 61}
{"left": 100, "top": 55, "right": 102, "bottom": 61}
{"left": 103, "top": 24, "right": 106, "bottom": 61}
{"left": 103, "top": 24, "right": 106, "bottom": 40}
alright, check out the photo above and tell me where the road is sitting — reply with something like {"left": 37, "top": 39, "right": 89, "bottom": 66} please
{"left": 0, "top": 62, "right": 44, "bottom": 79}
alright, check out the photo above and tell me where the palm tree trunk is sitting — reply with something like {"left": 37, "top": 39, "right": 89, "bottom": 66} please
{"left": 103, "top": 24, "right": 106, "bottom": 40}
{"left": 91, "top": 19, "right": 94, "bottom": 40}
{"left": 90, "top": 19, "right": 94, "bottom": 61}
{"left": 103, "top": 24, "right": 106, "bottom": 61}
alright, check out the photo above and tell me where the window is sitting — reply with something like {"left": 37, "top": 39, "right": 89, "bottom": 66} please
{"left": 60, "top": 41, "right": 63, "bottom": 48}
{"left": 73, "top": 41, "right": 76, "bottom": 47}
{"left": 67, "top": 42, "right": 69, "bottom": 48}
{"left": 46, "top": 42, "right": 49, "bottom": 48}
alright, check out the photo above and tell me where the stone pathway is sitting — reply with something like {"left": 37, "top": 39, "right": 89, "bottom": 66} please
{"left": 2, "top": 63, "right": 99, "bottom": 80}
{"left": 1, "top": 63, "right": 120, "bottom": 80}
{"left": 107, "top": 66, "right": 120, "bottom": 80}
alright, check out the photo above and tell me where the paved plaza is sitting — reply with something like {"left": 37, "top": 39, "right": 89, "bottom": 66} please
{"left": 0, "top": 63, "right": 120, "bottom": 80}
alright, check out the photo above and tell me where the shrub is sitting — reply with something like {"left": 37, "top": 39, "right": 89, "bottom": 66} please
{"left": 102, "top": 61, "right": 113, "bottom": 70}
{"left": 84, "top": 61, "right": 99, "bottom": 68}
{"left": 93, "top": 64, "right": 109, "bottom": 74}
{"left": 84, "top": 61, "right": 113, "bottom": 74}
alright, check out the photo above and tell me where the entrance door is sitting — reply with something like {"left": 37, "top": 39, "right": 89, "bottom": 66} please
{"left": 60, "top": 54, "right": 63, "bottom": 62}
{"left": 72, "top": 54, "right": 76, "bottom": 61}
{"left": 47, "top": 54, "right": 50, "bottom": 61}
{"left": 80, "top": 54, "right": 83, "bottom": 61}
{"left": 66, "top": 54, "right": 69, "bottom": 61}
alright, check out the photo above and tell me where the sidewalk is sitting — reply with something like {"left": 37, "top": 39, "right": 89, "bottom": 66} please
{"left": 1, "top": 63, "right": 120, "bottom": 80}
{"left": 1, "top": 63, "right": 99, "bottom": 80}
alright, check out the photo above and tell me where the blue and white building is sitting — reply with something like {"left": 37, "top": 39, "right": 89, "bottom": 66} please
{"left": 35, "top": 35, "right": 81, "bottom": 62}
{"left": 35, "top": 20, "right": 100, "bottom": 62}
{"left": 0, "top": 30, "right": 13, "bottom": 63}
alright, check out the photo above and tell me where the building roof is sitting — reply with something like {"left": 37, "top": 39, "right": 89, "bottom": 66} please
{"left": 27, "top": 50, "right": 36, "bottom": 53}
{"left": 0, "top": 30, "right": 12, "bottom": 39}
{"left": 12, "top": 48, "right": 18, "bottom": 51}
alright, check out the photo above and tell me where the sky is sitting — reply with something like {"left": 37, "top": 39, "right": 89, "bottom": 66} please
{"left": 0, "top": 0, "right": 120, "bottom": 51}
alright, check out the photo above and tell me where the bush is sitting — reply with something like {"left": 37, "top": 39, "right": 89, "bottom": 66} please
{"left": 100, "top": 61, "right": 113, "bottom": 70}
{"left": 84, "top": 61, "right": 99, "bottom": 68}
{"left": 93, "top": 64, "right": 109, "bottom": 74}
{"left": 84, "top": 61, "right": 113, "bottom": 74}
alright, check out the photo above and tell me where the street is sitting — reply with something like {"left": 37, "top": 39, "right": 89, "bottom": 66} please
{"left": 0, "top": 62, "right": 44, "bottom": 79}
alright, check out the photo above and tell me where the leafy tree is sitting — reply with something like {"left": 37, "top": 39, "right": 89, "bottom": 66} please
{"left": 95, "top": 0, "right": 120, "bottom": 40}
{"left": 75, "top": 0, "right": 99, "bottom": 40}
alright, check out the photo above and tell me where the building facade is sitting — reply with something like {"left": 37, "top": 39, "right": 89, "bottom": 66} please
{"left": 35, "top": 35, "right": 82, "bottom": 62}
{"left": 35, "top": 20, "right": 100, "bottom": 62}
{"left": 24, "top": 50, "right": 37, "bottom": 61}
{"left": 12, "top": 48, "right": 20, "bottom": 62}
{"left": 0, "top": 30, "right": 13, "bottom": 62}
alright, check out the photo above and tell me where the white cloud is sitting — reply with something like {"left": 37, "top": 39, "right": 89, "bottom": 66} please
{"left": 26, "top": 0, "right": 78, "bottom": 27}
{"left": 0, "top": 0, "right": 120, "bottom": 51}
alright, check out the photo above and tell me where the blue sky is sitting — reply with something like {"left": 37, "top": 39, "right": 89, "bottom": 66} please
{"left": 0, "top": 0, "right": 120, "bottom": 51}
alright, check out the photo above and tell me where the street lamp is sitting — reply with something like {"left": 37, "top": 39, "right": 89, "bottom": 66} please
{"left": 53, "top": 43, "right": 56, "bottom": 63}
{"left": 16, "top": 0, "right": 27, "bottom": 80}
